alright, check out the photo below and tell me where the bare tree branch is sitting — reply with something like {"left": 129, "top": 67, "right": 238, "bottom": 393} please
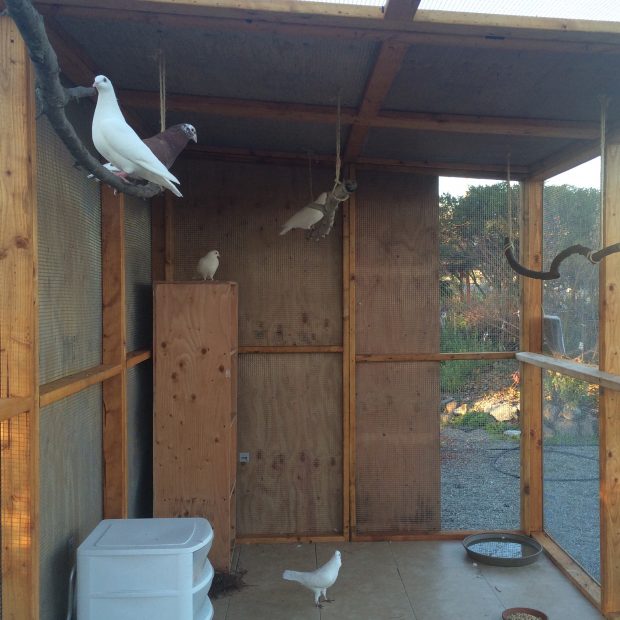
{"left": 5, "top": 0, "right": 163, "bottom": 199}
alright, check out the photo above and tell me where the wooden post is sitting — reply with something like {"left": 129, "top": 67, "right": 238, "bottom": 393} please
{"left": 519, "top": 179, "right": 544, "bottom": 535}
{"left": 600, "top": 140, "right": 620, "bottom": 617}
{"left": 0, "top": 16, "right": 39, "bottom": 619}
{"left": 101, "top": 186, "right": 128, "bottom": 518}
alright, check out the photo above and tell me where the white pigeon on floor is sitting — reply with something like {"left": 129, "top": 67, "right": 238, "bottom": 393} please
{"left": 91, "top": 75, "right": 182, "bottom": 197}
{"left": 279, "top": 192, "right": 328, "bottom": 235}
{"left": 197, "top": 250, "right": 220, "bottom": 280}
{"left": 282, "top": 550, "right": 341, "bottom": 608}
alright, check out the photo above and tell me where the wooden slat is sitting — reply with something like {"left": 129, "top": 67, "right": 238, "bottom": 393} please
{"left": 238, "top": 346, "right": 343, "bottom": 353}
{"left": 517, "top": 352, "right": 620, "bottom": 391}
{"left": 39, "top": 363, "right": 122, "bottom": 407}
{"left": 532, "top": 531, "right": 601, "bottom": 609}
{"left": 348, "top": 168, "right": 357, "bottom": 537}
{"left": 101, "top": 186, "right": 128, "bottom": 519}
{"left": 0, "top": 16, "right": 39, "bottom": 619}
{"left": 518, "top": 179, "right": 544, "bottom": 536}
{"left": 383, "top": 0, "right": 421, "bottom": 23}
{"left": 126, "top": 349, "right": 152, "bottom": 368}
{"left": 344, "top": 41, "right": 409, "bottom": 162}
{"left": 599, "top": 138, "right": 620, "bottom": 616}
{"left": 0, "top": 397, "right": 34, "bottom": 422}
{"left": 357, "top": 352, "right": 516, "bottom": 362}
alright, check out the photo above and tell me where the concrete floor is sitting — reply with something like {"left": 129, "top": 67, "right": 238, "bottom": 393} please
{"left": 212, "top": 541, "right": 604, "bottom": 620}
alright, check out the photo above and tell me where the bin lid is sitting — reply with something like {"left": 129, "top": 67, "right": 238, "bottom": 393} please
{"left": 79, "top": 518, "right": 213, "bottom": 554}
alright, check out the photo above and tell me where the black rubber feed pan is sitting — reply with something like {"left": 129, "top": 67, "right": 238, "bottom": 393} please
{"left": 463, "top": 533, "right": 543, "bottom": 567}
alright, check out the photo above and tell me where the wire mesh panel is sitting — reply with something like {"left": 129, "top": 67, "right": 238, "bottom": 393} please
{"left": 440, "top": 181, "right": 520, "bottom": 353}
{"left": 543, "top": 371, "right": 600, "bottom": 581}
{"left": 543, "top": 162, "right": 601, "bottom": 363}
{"left": 237, "top": 354, "right": 342, "bottom": 536}
{"left": 37, "top": 113, "right": 102, "bottom": 384}
{"left": 39, "top": 385, "right": 103, "bottom": 620}
{"left": 440, "top": 359, "right": 520, "bottom": 530}
{"left": 125, "top": 195, "right": 152, "bottom": 352}
{"left": 173, "top": 159, "right": 342, "bottom": 346}
{"left": 356, "top": 362, "right": 440, "bottom": 534}
{"left": 356, "top": 170, "right": 439, "bottom": 354}
{"left": 127, "top": 361, "right": 153, "bottom": 518}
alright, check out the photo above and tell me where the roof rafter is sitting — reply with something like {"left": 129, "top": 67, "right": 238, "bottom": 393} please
{"left": 383, "top": 0, "right": 421, "bottom": 23}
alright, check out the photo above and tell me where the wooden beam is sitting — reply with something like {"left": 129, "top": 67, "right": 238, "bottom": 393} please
{"left": 0, "top": 397, "right": 34, "bottom": 422}
{"left": 101, "top": 185, "right": 128, "bottom": 518}
{"left": 0, "top": 16, "right": 39, "bottom": 619}
{"left": 599, "top": 137, "right": 620, "bottom": 617}
{"left": 344, "top": 41, "right": 409, "bottom": 162}
{"left": 118, "top": 88, "right": 598, "bottom": 141}
{"left": 517, "top": 352, "right": 620, "bottom": 391}
{"left": 39, "top": 363, "right": 122, "bottom": 407}
{"left": 358, "top": 352, "right": 516, "bottom": 362}
{"left": 126, "top": 349, "right": 152, "bottom": 368}
{"left": 383, "top": 0, "right": 421, "bottom": 23}
{"left": 519, "top": 180, "right": 544, "bottom": 536}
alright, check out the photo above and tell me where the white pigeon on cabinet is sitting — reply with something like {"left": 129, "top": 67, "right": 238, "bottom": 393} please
{"left": 282, "top": 550, "right": 341, "bottom": 607}
{"left": 91, "top": 75, "right": 182, "bottom": 197}
{"left": 197, "top": 250, "right": 220, "bottom": 281}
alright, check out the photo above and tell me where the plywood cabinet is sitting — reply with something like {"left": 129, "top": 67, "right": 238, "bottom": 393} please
{"left": 153, "top": 281, "right": 238, "bottom": 571}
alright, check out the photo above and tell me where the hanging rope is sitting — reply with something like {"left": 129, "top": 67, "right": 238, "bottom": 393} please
{"left": 504, "top": 95, "right": 620, "bottom": 280}
{"left": 333, "top": 93, "right": 342, "bottom": 191}
{"left": 158, "top": 39, "right": 166, "bottom": 133}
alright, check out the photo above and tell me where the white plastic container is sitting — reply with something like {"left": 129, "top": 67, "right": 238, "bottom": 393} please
{"left": 77, "top": 518, "right": 214, "bottom": 620}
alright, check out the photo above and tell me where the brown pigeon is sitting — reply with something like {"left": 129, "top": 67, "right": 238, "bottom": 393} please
{"left": 143, "top": 123, "right": 197, "bottom": 169}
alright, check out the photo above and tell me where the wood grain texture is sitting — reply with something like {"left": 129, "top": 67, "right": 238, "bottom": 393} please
{"left": 171, "top": 159, "right": 342, "bottom": 346}
{"left": 355, "top": 362, "right": 440, "bottom": 534}
{"left": 101, "top": 187, "right": 128, "bottom": 518}
{"left": 154, "top": 282, "right": 238, "bottom": 571}
{"left": 0, "top": 17, "right": 39, "bottom": 619}
{"left": 600, "top": 141, "right": 620, "bottom": 616}
{"left": 356, "top": 170, "right": 439, "bottom": 354}
{"left": 519, "top": 179, "right": 544, "bottom": 536}
{"left": 236, "top": 353, "right": 342, "bottom": 537}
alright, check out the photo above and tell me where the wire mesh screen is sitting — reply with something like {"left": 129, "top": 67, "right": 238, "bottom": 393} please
{"left": 236, "top": 353, "right": 342, "bottom": 536}
{"left": 440, "top": 181, "right": 520, "bottom": 353}
{"left": 356, "top": 362, "right": 440, "bottom": 533}
{"left": 440, "top": 359, "right": 520, "bottom": 530}
{"left": 125, "top": 195, "right": 152, "bottom": 352}
{"left": 543, "top": 371, "right": 600, "bottom": 581}
{"left": 543, "top": 162, "right": 600, "bottom": 363}
{"left": 172, "top": 159, "right": 342, "bottom": 346}
{"left": 356, "top": 170, "right": 439, "bottom": 354}
{"left": 37, "top": 113, "right": 102, "bottom": 384}
{"left": 127, "top": 361, "right": 153, "bottom": 518}
{"left": 0, "top": 412, "right": 31, "bottom": 620}
{"left": 39, "top": 385, "right": 103, "bottom": 620}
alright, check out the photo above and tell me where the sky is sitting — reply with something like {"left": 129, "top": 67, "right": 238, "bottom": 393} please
{"left": 438, "top": 158, "right": 601, "bottom": 197}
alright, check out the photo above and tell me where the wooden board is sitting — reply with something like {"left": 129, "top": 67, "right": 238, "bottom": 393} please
{"left": 154, "top": 281, "right": 237, "bottom": 571}
{"left": 236, "top": 353, "right": 342, "bottom": 537}
{"left": 171, "top": 159, "right": 342, "bottom": 346}
{"left": 355, "top": 170, "right": 439, "bottom": 354}
{"left": 0, "top": 17, "right": 39, "bottom": 620}
{"left": 355, "top": 362, "right": 440, "bottom": 534}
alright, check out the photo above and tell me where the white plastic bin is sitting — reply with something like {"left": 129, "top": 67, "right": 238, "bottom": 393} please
{"left": 77, "top": 518, "right": 214, "bottom": 620}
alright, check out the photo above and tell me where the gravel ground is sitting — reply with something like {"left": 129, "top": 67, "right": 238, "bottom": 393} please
{"left": 440, "top": 427, "right": 600, "bottom": 581}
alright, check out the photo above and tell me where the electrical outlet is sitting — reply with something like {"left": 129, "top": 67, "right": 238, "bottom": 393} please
{"left": 239, "top": 452, "right": 250, "bottom": 463}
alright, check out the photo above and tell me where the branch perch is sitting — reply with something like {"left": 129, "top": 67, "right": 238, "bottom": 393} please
{"left": 5, "top": 0, "right": 163, "bottom": 199}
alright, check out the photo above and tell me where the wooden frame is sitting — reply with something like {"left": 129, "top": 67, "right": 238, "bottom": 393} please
{"left": 0, "top": 17, "right": 39, "bottom": 618}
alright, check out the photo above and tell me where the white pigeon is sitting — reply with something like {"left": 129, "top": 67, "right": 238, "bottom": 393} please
{"left": 91, "top": 75, "right": 182, "bottom": 197}
{"left": 197, "top": 250, "right": 220, "bottom": 280}
{"left": 282, "top": 550, "right": 341, "bottom": 608}
{"left": 279, "top": 192, "right": 328, "bottom": 235}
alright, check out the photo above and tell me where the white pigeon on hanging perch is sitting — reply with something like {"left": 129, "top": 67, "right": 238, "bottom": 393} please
{"left": 91, "top": 75, "right": 182, "bottom": 197}
{"left": 197, "top": 250, "right": 220, "bottom": 280}
{"left": 282, "top": 550, "right": 342, "bottom": 608}
{"left": 279, "top": 192, "right": 328, "bottom": 235}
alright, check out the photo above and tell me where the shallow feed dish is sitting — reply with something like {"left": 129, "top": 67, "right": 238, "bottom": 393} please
{"left": 502, "top": 607, "right": 548, "bottom": 620}
{"left": 462, "top": 532, "right": 543, "bottom": 567}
